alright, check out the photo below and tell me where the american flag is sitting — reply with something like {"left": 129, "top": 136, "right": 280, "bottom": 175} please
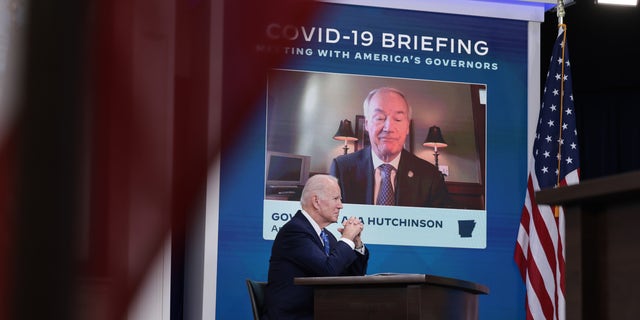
{"left": 514, "top": 24, "right": 580, "bottom": 320}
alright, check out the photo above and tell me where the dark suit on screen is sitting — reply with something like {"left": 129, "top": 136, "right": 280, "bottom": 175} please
{"left": 263, "top": 210, "right": 369, "bottom": 320}
{"left": 330, "top": 147, "right": 453, "bottom": 208}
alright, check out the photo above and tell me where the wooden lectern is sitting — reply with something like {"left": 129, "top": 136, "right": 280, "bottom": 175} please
{"left": 536, "top": 170, "right": 640, "bottom": 320}
{"left": 294, "top": 273, "right": 489, "bottom": 320}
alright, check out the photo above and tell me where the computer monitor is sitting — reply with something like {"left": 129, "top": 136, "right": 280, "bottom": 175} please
{"left": 265, "top": 151, "right": 311, "bottom": 187}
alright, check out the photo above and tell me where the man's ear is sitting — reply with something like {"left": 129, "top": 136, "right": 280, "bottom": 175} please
{"left": 312, "top": 195, "right": 320, "bottom": 210}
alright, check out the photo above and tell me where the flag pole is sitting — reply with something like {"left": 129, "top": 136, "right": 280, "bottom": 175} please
{"left": 554, "top": 0, "right": 567, "bottom": 218}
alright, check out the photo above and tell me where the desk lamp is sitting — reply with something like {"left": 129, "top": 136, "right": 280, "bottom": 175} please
{"left": 423, "top": 125, "right": 448, "bottom": 168}
{"left": 333, "top": 119, "right": 358, "bottom": 155}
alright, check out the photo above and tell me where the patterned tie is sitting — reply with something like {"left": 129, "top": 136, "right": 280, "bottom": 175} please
{"left": 377, "top": 164, "right": 395, "bottom": 205}
{"left": 320, "top": 229, "right": 330, "bottom": 256}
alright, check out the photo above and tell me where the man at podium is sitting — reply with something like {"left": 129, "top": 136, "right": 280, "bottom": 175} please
{"left": 263, "top": 174, "right": 370, "bottom": 320}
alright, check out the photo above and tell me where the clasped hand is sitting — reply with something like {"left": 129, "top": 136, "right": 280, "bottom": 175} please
{"left": 337, "top": 216, "right": 364, "bottom": 248}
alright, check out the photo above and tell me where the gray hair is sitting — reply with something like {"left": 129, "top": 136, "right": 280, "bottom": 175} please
{"left": 362, "top": 87, "right": 413, "bottom": 120}
{"left": 300, "top": 174, "right": 338, "bottom": 208}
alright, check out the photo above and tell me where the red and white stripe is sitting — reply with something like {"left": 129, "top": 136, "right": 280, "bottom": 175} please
{"left": 515, "top": 165, "right": 579, "bottom": 320}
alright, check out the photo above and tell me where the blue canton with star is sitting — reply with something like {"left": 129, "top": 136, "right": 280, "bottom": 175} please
{"left": 533, "top": 30, "right": 580, "bottom": 189}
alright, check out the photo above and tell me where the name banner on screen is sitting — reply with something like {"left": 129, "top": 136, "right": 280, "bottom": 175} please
{"left": 264, "top": 200, "right": 486, "bottom": 249}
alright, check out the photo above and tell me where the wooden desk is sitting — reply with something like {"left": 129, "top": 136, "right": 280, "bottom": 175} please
{"left": 295, "top": 273, "right": 489, "bottom": 320}
{"left": 536, "top": 170, "right": 640, "bottom": 320}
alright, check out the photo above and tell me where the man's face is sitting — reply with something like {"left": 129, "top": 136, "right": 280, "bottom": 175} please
{"left": 365, "top": 90, "right": 411, "bottom": 162}
{"left": 314, "top": 181, "right": 343, "bottom": 227}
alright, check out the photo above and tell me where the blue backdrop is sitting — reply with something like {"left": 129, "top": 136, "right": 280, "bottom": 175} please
{"left": 218, "top": 3, "right": 528, "bottom": 319}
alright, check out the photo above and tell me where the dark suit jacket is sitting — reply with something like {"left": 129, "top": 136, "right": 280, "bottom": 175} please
{"left": 263, "top": 211, "right": 369, "bottom": 320}
{"left": 330, "top": 147, "right": 453, "bottom": 208}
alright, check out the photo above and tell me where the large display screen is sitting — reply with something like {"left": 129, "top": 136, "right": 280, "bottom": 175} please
{"left": 218, "top": 2, "right": 529, "bottom": 319}
{"left": 264, "top": 69, "right": 487, "bottom": 249}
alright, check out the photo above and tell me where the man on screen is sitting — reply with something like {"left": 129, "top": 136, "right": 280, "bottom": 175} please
{"left": 330, "top": 87, "right": 453, "bottom": 208}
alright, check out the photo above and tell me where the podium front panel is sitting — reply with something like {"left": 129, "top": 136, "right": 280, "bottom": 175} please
{"left": 295, "top": 274, "right": 488, "bottom": 320}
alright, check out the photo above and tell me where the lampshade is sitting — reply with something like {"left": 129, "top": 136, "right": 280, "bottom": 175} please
{"left": 423, "top": 126, "right": 448, "bottom": 148}
{"left": 333, "top": 119, "right": 358, "bottom": 142}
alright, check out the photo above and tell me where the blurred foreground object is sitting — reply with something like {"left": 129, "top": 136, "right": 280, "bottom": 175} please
{"left": 1, "top": 0, "right": 315, "bottom": 319}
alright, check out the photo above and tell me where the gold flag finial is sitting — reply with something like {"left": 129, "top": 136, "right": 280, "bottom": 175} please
{"left": 557, "top": 0, "right": 566, "bottom": 25}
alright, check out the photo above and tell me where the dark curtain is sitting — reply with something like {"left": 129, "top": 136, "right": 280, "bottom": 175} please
{"left": 541, "top": 1, "right": 640, "bottom": 181}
